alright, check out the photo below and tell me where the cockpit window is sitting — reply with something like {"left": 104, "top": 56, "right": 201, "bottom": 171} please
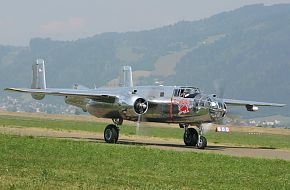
{"left": 173, "top": 89, "right": 179, "bottom": 97}
{"left": 173, "top": 87, "right": 200, "bottom": 97}
{"left": 185, "top": 93, "right": 199, "bottom": 98}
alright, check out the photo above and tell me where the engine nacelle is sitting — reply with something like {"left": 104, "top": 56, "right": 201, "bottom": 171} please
{"left": 117, "top": 96, "right": 149, "bottom": 120}
{"left": 65, "top": 96, "right": 88, "bottom": 111}
{"left": 85, "top": 96, "right": 148, "bottom": 120}
{"left": 31, "top": 93, "right": 45, "bottom": 100}
{"left": 246, "top": 105, "right": 259, "bottom": 112}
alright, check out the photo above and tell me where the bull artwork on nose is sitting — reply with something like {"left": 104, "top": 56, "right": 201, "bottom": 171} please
{"left": 179, "top": 105, "right": 189, "bottom": 114}
{"left": 176, "top": 98, "right": 190, "bottom": 115}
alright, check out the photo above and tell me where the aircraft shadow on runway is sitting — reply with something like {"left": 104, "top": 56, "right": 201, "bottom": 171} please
{"left": 54, "top": 135, "right": 276, "bottom": 151}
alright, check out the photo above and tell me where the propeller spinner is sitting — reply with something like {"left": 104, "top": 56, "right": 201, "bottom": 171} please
{"left": 133, "top": 98, "right": 148, "bottom": 115}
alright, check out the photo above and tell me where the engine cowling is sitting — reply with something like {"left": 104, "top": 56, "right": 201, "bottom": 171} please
{"left": 246, "top": 105, "right": 259, "bottom": 112}
{"left": 209, "top": 99, "right": 227, "bottom": 120}
{"left": 118, "top": 96, "right": 149, "bottom": 120}
{"left": 31, "top": 94, "right": 45, "bottom": 100}
{"left": 133, "top": 98, "right": 148, "bottom": 115}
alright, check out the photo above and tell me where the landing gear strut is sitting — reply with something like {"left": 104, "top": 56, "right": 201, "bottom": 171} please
{"left": 112, "top": 118, "right": 123, "bottom": 125}
{"left": 179, "top": 123, "right": 189, "bottom": 128}
{"left": 196, "top": 124, "right": 207, "bottom": 149}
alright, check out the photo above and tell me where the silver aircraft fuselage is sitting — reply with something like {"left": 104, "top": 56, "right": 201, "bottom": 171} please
{"left": 65, "top": 85, "right": 226, "bottom": 125}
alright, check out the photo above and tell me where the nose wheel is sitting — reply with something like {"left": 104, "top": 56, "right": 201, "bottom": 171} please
{"left": 197, "top": 135, "right": 207, "bottom": 149}
{"left": 196, "top": 124, "right": 207, "bottom": 149}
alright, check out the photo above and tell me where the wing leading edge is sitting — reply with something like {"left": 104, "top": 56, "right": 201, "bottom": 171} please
{"left": 5, "top": 88, "right": 286, "bottom": 107}
{"left": 222, "top": 98, "right": 285, "bottom": 107}
{"left": 4, "top": 88, "right": 118, "bottom": 103}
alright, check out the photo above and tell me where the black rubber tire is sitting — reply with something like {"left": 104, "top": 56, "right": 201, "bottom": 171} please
{"left": 197, "top": 136, "right": 207, "bottom": 149}
{"left": 104, "top": 124, "right": 119, "bottom": 143}
{"left": 183, "top": 128, "right": 198, "bottom": 146}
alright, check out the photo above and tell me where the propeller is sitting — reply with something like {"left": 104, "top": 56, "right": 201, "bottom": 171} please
{"left": 135, "top": 110, "right": 150, "bottom": 136}
{"left": 136, "top": 114, "right": 142, "bottom": 135}
{"left": 213, "top": 80, "right": 226, "bottom": 99}
{"left": 133, "top": 85, "right": 161, "bottom": 135}
{"left": 134, "top": 98, "right": 148, "bottom": 114}
{"left": 213, "top": 83, "right": 243, "bottom": 125}
{"left": 133, "top": 98, "right": 148, "bottom": 135}
{"left": 200, "top": 123, "right": 213, "bottom": 134}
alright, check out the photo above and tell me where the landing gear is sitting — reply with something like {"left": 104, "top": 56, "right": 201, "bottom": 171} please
{"left": 197, "top": 136, "right": 207, "bottom": 149}
{"left": 112, "top": 118, "right": 123, "bottom": 125}
{"left": 196, "top": 124, "right": 207, "bottom": 149}
{"left": 183, "top": 127, "right": 198, "bottom": 146}
{"left": 104, "top": 124, "right": 119, "bottom": 143}
{"left": 182, "top": 124, "right": 208, "bottom": 149}
{"left": 104, "top": 118, "right": 123, "bottom": 143}
{"left": 179, "top": 123, "right": 189, "bottom": 128}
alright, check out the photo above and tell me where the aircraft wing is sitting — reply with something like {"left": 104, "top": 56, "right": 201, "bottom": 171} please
{"left": 4, "top": 88, "right": 118, "bottom": 103}
{"left": 222, "top": 98, "right": 285, "bottom": 107}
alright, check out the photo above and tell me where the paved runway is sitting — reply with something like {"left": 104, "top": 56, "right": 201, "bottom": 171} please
{"left": 1, "top": 126, "right": 290, "bottom": 161}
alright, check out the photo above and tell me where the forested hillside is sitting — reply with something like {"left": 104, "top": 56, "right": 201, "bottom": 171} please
{"left": 1, "top": 4, "right": 289, "bottom": 116}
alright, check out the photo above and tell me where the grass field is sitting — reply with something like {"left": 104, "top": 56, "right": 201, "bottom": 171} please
{"left": 0, "top": 115, "right": 290, "bottom": 149}
{"left": 0, "top": 134, "right": 289, "bottom": 190}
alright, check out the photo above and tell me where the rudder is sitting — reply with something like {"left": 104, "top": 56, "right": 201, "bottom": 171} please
{"left": 120, "top": 66, "right": 133, "bottom": 87}
{"left": 31, "top": 59, "right": 46, "bottom": 100}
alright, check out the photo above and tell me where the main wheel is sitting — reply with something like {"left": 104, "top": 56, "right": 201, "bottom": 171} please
{"left": 104, "top": 124, "right": 119, "bottom": 143}
{"left": 197, "top": 136, "right": 207, "bottom": 149}
{"left": 183, "top": 128, "right": 198, "bottom": 146}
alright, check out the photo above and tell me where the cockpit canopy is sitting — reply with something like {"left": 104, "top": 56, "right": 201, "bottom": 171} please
{"left": 173, "top": 87, "right": 200, "bottom": 98}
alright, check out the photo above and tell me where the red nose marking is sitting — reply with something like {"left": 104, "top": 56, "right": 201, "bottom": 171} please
{"left": 179, "top": 105, "right": 189, "bottom": 114}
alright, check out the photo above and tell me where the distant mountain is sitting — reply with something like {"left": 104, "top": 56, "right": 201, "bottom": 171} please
{"left": 0, "top": 4, "right": 290, "bottom": 117}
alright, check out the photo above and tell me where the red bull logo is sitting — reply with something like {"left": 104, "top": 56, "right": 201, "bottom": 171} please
{"left": 179, "top": 105, "right": 189, "bottom": 114}
{"left": 172, "top": 98, "right": 190, "bottom": 115}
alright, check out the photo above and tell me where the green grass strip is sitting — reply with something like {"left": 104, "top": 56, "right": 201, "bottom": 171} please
{"left": 0, "top": 115, "right": 290, "bottom": 149}
{"left": 0, "top": 134, "right": 289, "bottom": 190}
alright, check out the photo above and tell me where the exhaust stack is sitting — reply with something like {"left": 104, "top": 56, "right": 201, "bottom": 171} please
{"left": 31, "top": 59, "right": 46, "bottom": 100}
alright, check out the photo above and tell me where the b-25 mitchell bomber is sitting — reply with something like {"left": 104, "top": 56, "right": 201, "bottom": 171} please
{"left": 5, "top": 59, "right": 285, "bottom": 149}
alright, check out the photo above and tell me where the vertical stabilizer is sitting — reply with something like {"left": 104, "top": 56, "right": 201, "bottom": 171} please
{"left": 31, "top": 59, "right": 46, "bottom": 100}
{"left": 121, "top": 66, "right": 133, "bottom": 87}
{"left": 31, "top": 59, "right": 46, "bottom": 89}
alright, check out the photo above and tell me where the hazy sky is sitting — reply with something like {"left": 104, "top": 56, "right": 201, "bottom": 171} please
{"left": 0, "top": 0, "right": 289, "bottom": 46}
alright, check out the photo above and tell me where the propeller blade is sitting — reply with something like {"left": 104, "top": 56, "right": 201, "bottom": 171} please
{"left": 200, "top": 123, "right": 213, "bottom": 134}
{"left": 136, "top": 114, "right": 141, "bottom": 135}
{"left": 213, "top": 81, "right": 226, "bottom": 98}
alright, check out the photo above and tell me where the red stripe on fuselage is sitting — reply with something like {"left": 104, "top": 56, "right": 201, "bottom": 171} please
{"left": 170, "top": 97, "right": 173, "bottom": 121}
